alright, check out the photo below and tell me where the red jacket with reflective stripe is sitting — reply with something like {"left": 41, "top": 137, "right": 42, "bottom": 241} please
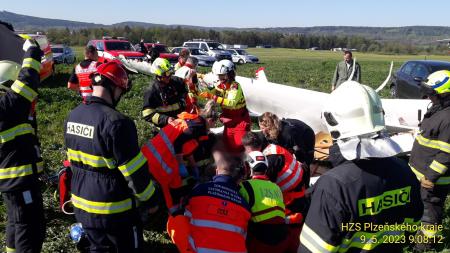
{"left": 75, "top": 61, "right": 98, "bottom": 99}
{"left": 263, "top": 144, "right": 305, "bottom": 206}
{"left": 142, "top": 119, "right": 197, "bottom": 188}
{"left": 185, "top": 176, "right": 251, "bottom": 253}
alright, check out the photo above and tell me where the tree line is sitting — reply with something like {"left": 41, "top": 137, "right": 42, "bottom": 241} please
{"left": 45, "top": 26, "right": 448, "bottom": 55}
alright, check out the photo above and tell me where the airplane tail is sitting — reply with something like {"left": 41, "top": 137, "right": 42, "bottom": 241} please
{"left": 255, "top": 67, "right": 268, "bottom": 82}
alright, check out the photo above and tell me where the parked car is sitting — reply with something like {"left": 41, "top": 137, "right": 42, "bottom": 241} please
{"left": 227, "top": 49, "right": 259, "bottom": 64}
{"left": 171, "top": 47, "right": 186, "bottom": 55}
{"left": 51, "top": 45, "right": 76, "bottom": 64}
{"left": 19, "top": 33, "right": 54, "bottom": 81}
{"left": 189, "top": 48, "right": 217, "bottom": 67}
{"left": 182, "top": 40, "right": 232, "bottom": 61}
{"left": 171, "top": 47, "right": 216, "bottom": 67}
{"left": 390, "top": 60, "right": 450, "bottom": 99}
{"left": 87, "top": 38, "right": 145, "bottom": 63}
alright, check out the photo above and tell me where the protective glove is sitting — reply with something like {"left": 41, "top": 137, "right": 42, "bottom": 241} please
{"left": 23, "top": 39, "right": 38, "bottom": 52}
{"left": 199, "top": 91, "right": 213, "bottom": 99}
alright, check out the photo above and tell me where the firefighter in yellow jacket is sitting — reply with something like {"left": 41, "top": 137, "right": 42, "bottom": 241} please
{"left": 409, "top": 70, "right": 450, "bottom": 251}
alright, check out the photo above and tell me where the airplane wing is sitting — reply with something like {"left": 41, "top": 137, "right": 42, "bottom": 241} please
{"left": 237, "top": 75, "right": 329, "bottom": 133}
{"left": 117, "top": 55, "right": 152, "bottom": 75}
{"left": 237, "top": 70, "right": 429, "bottom": 153}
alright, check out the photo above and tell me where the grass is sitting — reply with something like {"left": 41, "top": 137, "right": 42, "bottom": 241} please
{"left": 0, "top": 47, "right": 449, "bottom": 252}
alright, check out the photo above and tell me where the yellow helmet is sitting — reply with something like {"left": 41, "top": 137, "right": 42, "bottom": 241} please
{"left": 0, "top": 60, "right": 21, "bottom": 85}
{"left": 422, "top": 70, "right": 450, "bottom": 95}
{"left": 151, "top": 58, "right": 172, "bottom": 77}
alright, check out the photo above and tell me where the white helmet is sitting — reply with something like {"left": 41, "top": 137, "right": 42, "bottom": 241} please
{"left": 174, "top": 65, "right": 194, "bottom": 80}
{"left": 0, "top": 60, "right": 21, "bottom": 85}
{"left": 322, "top": 81, "right": 385, "bottom": 140}
{"left": 246, "top": 151, "right": 268, "bottom": 173}
{"left": 212, "top": 59, "right": 235, "bottom": 75}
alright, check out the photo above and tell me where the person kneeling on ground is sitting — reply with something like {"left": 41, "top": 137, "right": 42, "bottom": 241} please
{"left": 240, "top": 151, "right": 298, "bottom": 253}
{"left": 242, "top": 131, "right": 308, "bottom": 249}
{"left": 168, "top": 151, "right": 251, "bottom": 253}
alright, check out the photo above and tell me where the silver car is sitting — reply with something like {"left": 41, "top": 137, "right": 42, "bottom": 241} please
{"left": 171, "top": 47, "right": 216, "bottom": 67}
{"left": 227, "top": 49, "right": 259, "bottom": 64}
{"left": 51, "top": 45, "right": 76, "bottom": 64}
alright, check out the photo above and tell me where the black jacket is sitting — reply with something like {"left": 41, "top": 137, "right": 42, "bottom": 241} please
{"left": 299, "top": 145, "right": 423, "bottom": 253}
{"left": 410, "top": 100, "right": 450, "bottom": 184}
{"left": 270, "top": 119, "right": 315, "bottom": 166}
{"left": 142, "top": 76, "right": 187, "bottom": 127}
{"left": 65, "top": 97, "right": 158, "bottom": 228}
{"left": 0, "top": 46, "right": 43, "bottom": 192}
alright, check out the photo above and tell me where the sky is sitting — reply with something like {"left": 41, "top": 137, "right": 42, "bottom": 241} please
{"left": 2, "top": 0, "right": 450, "bottom": 28}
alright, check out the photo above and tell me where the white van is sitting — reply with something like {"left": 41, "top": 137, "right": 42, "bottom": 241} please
{"left": 182, "top": 40, "right": 232, "bottom": 61}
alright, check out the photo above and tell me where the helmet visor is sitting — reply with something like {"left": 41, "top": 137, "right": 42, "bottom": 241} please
{"left": 420, "top": 80, "right": 436, "bottom": 96}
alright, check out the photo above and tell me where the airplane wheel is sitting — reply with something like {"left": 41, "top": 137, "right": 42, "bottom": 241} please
{"left": 390, "top": 84, "right": 398, "bottom": 98}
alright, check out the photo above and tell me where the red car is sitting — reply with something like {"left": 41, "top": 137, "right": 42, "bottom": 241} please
{"left": 87, "top": 39, "right": 145, "bottom": 63}
{"left": 142, "top": 43, "right": 178, "bottom": 64}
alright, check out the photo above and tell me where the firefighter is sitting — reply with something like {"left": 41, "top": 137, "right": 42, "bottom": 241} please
{"left": 174, "top": 48, "right": 190, "bottom": 71}
{"left": 141, "top": 108, "right": 211, "bottom": 215}
{"left": 67, "top": 45, "right": 100, "bottom": 102}
{"left": 182, "top": 151, "right": 251, "bottom": 253}
{"left": 175, "top": 56, "right": 201, "bottom": 114}
{"left": 240, "top": 151, "right": 299, "bottom": 253}
{"left": 64, "top": 61, "right": 159, "bottom": 252}
{"left": 142, "top": 58, "right": 187, "bottom": 128}
{"left": 242, "top": 132, "right": 307, "bottom": 250}
{"left": 199, "top": 59, "right": 250, "bottom": 154}
{"left": 0, "top": 26, "right": 45, "bottom": 253}
{"left": 298, "top": 81, "right": 423, "bottom": 253}
{"left": 409, "top": 70, "right": 450, "bottom": 252}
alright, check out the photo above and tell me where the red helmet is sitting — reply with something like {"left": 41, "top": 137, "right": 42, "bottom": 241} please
{"left": 95, "top": 61, "right": 129, "bottom": 90}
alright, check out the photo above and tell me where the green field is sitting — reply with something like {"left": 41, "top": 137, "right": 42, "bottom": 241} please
{"left": 1, "top": 48, "right": 449, "bottom": 252}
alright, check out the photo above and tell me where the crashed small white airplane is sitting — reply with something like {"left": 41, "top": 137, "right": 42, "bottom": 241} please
{"left": 237, "top": 60, "right": 429, "bottom": 153}
{"left": 119, "top": 57, "right": 430, "bottom": 154}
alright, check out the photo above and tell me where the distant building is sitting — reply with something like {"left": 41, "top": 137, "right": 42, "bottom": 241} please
{"left": 331, "top": 47, "right": 357, "bottom": 52}
{"left": 233, "top": 44, "right": 248, "bottom": 49}
{"left": 223, "top": 44, "right": 248, "bottom": 49}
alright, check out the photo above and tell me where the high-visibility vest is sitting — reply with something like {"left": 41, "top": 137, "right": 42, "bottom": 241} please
{"left": 75, "top": 61, "right": 98, "bottom": 99}
{"left": 213, "top": 81, "right": 247, "bottom": 113}
{"left": 186, "top": 195, "right": 250, "bottom": 253}
{"left": 240, "top": 177, "right": 286, "bottom": 223}
{"left": 141, "top": 119, "right": 198, "bottom": 213}
{"left": 263, "top": 144, "right": 305, "bottom": 204}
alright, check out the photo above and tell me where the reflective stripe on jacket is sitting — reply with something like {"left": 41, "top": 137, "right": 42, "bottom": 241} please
{"left": 239, "top": 177, "right": 285, "bottom": 223}
{"left": 0, "top": 46, "right": 43, "bottom": 192}
{"left": 75, "top": 61, "right": 98, "bottom": 99}
{"left": 185, "top": 176, "right": 251, "bottom": 253}
{"left": 65, "top": 97, "right": 157, "bottom": 223}
{"left": 410, "top": 105, "right": 450, "bottom": 184}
